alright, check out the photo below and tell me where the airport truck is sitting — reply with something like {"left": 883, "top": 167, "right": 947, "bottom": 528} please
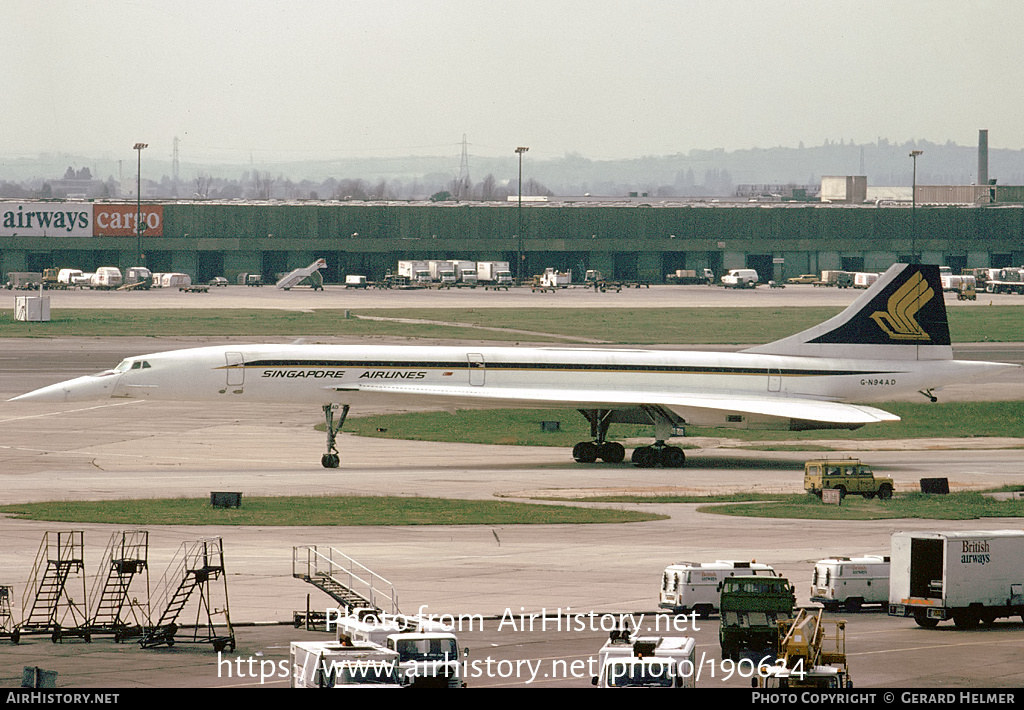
{"left": 451, "top": 260, "right": 478, "bottom": 287}
{"left": 592, "top": 627, "right": 696, "bottom": 688}
{"left": 427, "top": 260, "right": 457, "bottom": 286}
{"left": 660, "top": 560, "right": 777, "bottom": 617}
{"left": 334, "top": 611, "right": 465, "bottom": 688}
{"left": 754, "top": 608, "right": 852, "bottom": 690}
{"left": 290, "top": 640, "right": 402, "bottom": 687}
{"left": 719, "top": 575, "right": 795, "bottom": 661}
{"left": 810, "top": 555, "right": 890, "bottom": 611}
{"left": 720, "top": 268, "right": 758, "bottom": 289}
{"left": 477, "top": 261, "right": 513, "bottom": 288}
{"left": 888, "top": 530, "right": 1024, "bottom": 629}
{"left": 397, "top": 260, "right": 432, "bottom": 285}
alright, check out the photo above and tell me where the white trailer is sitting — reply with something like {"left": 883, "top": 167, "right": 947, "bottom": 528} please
{"left": 888, "top": 530, "right": 1024, "bottom": 629}
{"left": 810, "top": 555, "right": 889, "bottom": 611}
{"left": 344, "top": 275, "right": 367, "bottom": 288}
{"left": 397, "top": 260, "right": 432, "bottom": 285}
{"left": 659, "top": 560, "right": 777, "bottom": 617}
{"left": 592, "top": 629, "right": 696, "bottom": 688}
{"left": 290, "top": 641, "right": 401, "bottom": 687}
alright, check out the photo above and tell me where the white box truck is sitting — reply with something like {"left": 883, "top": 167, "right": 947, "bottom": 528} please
{"left": 888, "top": 530, "right": 1024, "bottom": 629}
{"left": 397, "top": 260, "right": 432, "bottom": 285}
{"left": 592, "top": 629, "right": 696, "bottom": 688}
{"left": 810, "top": 555, "right": 889, "bottom": 611}
{"left": 659, "top": 560, "right": 777, "bottom": 617}
{"left": 451, "top": 260, "right": 478, "bottom": 286}
{"left": 428, "top": 260, "right": 457, "bottom": 286}
{"left": 290, "top": 641, "right": 402, "bottom": 687}
{"left": 477, "top": 261, "right": 513, "bottom": 288}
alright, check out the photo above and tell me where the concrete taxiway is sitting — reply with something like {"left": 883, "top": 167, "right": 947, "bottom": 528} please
{"left": 1, "top": 285, "right": 1022, "bottom": 688}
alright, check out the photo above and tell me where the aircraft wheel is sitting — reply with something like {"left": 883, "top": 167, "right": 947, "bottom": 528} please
{"left": 599, "top": 442, "right": 625, "bottom": 464}
{"left": 661, "top": 446, "right": 686, "bottom": 468}
{"left": 631, "top": 447, "right": 657, "bottom": 468}
{"left": 572, "top": 441, "right": 599, "bottom": 463}
{"left": 321, "top": 453, "right": 340, "bottom": 469}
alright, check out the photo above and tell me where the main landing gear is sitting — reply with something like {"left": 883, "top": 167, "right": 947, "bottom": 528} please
{"left": 573, "top": 407, "right": 687, "bottom": 468}
{"left": 321, "top": 403, "right": 349, "bottom": 468}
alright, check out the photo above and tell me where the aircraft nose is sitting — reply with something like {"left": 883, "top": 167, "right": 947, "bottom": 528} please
{"left": 9, "top": 373, "right": 122, "bottom": 403}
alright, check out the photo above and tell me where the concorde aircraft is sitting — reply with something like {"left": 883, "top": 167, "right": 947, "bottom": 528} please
{"left": 11, "top": 264, "right": 1018, "bottom": 469}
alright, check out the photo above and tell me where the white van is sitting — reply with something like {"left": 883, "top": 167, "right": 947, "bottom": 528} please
{"left": 720, "top": 269, "right": 758, "bottom": 288}
{"left": 659, "top": 560, "right": 777, "bottom": 617}
{"left": 810, "top": 555, "right": 890, "bottom": 611}
{"left": 90, "top": 267, "right": 123, "bottom": 290}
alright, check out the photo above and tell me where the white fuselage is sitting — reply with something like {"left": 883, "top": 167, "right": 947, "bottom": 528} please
{"left": 15, "top": 343, "right": 1010, "bottom": 431}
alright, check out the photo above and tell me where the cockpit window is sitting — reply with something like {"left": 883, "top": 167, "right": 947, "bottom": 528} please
{"left": 112, "top": 359, "right": 151, "bottom": 373}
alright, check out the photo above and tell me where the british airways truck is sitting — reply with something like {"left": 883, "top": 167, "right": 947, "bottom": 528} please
{"left": 888, "top": 530, "right": 1024, "bottom": 629}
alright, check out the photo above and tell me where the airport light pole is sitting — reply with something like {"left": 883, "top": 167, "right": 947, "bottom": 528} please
{"left": 516, "top": 146, "right": 529, "bottom": 284}
{"left": 134, "top": 142, "right": 148, "bottom": 265}
{"left": 909, "top": 149, "right": 923, "bottom": 263}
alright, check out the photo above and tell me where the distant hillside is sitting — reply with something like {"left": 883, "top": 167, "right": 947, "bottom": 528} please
{"left": 3, "top": 139, "right": 1022, "bottom": 199}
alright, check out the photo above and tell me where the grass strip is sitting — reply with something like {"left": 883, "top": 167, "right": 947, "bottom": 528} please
{"left": 0, "top": 495, "right": 666, "bottom": 526}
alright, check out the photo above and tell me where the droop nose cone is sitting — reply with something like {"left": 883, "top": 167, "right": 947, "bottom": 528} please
{"left": 9, "top": 373, "right": 122, "bottom": 403}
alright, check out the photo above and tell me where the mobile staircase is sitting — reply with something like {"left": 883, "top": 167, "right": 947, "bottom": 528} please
{"left": 20, "top": 531, "right": 91, "bottom": 642}
{"left": 140, "top": 537, "right": 234, "bottom": 652}
{"left": 276, "top": 258, "right": 326, "bottom": 290}
{"left": 87, "top": 530, "right": 150, "bottom": 642}
{"left": 292, "top": 546, "right": 399, "bottom": 627}
{"left": 1, "top": 584, "right": 18, "bottom": 644}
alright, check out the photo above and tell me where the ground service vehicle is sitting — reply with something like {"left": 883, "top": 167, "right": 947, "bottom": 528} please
{"left": 804, "top": 458, "right": 893, "bottom": 499}
{"left": 786, "top": 274, "right": 818, "bottom": 284}
{"left": 810, "top": 555, "right": 889, "bottom": 611}
{"left": 754, "top": 608, "right": 851, "bottom": 689}
{"left": 427, "top": 260, "right": 457, "bottom": 286}
{"left": 719, "top": 575, "right": 795, "bottom": 661}
{"left": 477, "top": 261, "right": 513, "bottom": 287}
{"left": 290, "top": 641, "right": 401, "bottom": 687}
{"left": 817, "top": 270, "right": 853, "bottom": 288}
{"left": 957, "top": 277, "right": 977, "bottom": 300}
{"left": 721, "top": 268, "right": 758, "bottom": 288}
{"left": 888, "top": 530, "right": 1024, "bottom": 629}
{"left": 397, "top": 260, "right": 431, "bottom": 285}
{"left": 592, "top": 628, "right": 696, "bottom": 688}
{"left": 660, "top": 560, "right": 777, "bottom": 617}
{"left": 344, "top": 275, "right": 368, "bottom": 288}
{"left": 984, "top": 267, "right": 1024, "bottom": 294}
{"left": 90, "top": 267, "right": 123, "bottom": 290}
{"left": 451, "top": 260, "right": 478, "bottom": 286}
{"left": 334, "top": 611, "right": 464, "bottom": 688}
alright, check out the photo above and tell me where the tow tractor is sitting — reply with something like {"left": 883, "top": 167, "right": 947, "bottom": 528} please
{"left": 754, "top": 608, "right": 852, "bottom": 689}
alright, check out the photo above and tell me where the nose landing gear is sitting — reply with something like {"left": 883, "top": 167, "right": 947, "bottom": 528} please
{"left": 321, "top": 403, "right": 349, "bottom": 468}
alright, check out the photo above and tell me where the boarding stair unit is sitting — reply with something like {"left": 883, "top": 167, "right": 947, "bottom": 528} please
{"left": 140, "top": 537, "right": 235, "bottom": 652}
{"left": 20, "top": 531, "right": 91, "bottom": 642}
{"left": 293, "top": 545, "right": 399, "bottom": 625}
{"left": 87, "top": 530, "right": 150, "bottom": 642}
{"left": 275, "top": 257, "right": 326, "bottom": 290}
{"left": 1, "top": 584, "right": 18, "bottom": 644}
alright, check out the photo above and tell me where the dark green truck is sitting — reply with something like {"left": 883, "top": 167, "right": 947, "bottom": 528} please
{"left": 718, "top": 575, "right": 796, "bottom": 661}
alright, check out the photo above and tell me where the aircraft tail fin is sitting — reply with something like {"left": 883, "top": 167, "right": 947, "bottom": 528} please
{"left": 744, "top": 263, "right": 952, "bottom": 360}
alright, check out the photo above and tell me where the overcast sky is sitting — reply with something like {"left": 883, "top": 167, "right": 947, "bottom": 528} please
{"left": 4, "top": 0, "right": 1022, "bottom": 165}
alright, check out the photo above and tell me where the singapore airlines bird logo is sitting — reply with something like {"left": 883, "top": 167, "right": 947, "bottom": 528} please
{"left": 869, "top": 271, "right": 934, "bottom": 341}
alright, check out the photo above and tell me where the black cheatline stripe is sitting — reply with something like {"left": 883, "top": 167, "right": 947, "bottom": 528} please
{"left": 237, "top": 359, "right": 896, "bottom": 378}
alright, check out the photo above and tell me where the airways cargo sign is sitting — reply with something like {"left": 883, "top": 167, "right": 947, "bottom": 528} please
{"left": 0, "top": 203, "right": 164, "bottom": 237}
{"left": 94, "top": 204, "right": 163, "bottom": 236}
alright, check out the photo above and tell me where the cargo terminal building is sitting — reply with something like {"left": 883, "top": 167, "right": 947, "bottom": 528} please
{"left": 2, "top": 198, "right": 1023, "bottom": 285}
